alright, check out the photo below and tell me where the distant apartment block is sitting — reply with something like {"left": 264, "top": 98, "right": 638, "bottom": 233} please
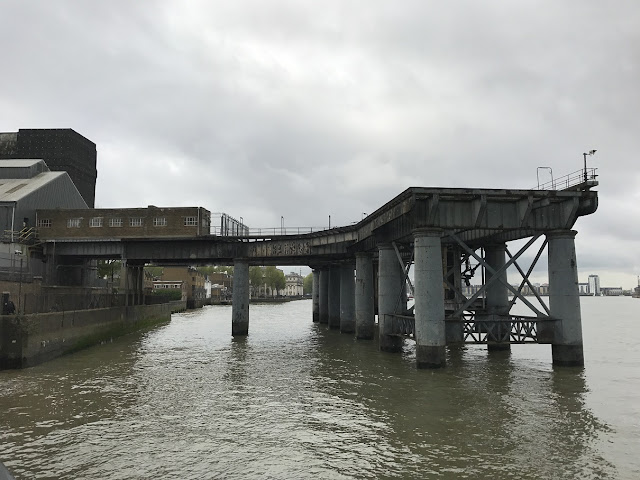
{"left": 588, "top": 275, "right": 601, "bottom": 296}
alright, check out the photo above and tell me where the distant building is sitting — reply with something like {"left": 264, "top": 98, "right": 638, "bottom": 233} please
{"left": 284, "top": 272, "right": 304, "bottom": 296}
{"left": 601, "top": 287, "right": 623, "bottom": 296}
{"left": 0, "top": 129, "right": 97, "bottom": 207}
{"left": 588, "top": 275, "right": 601, "bottom": 296}
{"left": 159, "top": 266, "right": 206, "bottom": 307}
{"left": 153, "top": 280, "right": 187, "bottom": 301}
{"left": 578, "top": 283, "right": 589, "bottom": 295}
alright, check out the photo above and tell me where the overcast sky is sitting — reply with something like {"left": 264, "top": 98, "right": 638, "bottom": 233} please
{"left": 1, "top": 1, "right": 638, "bottom": 288}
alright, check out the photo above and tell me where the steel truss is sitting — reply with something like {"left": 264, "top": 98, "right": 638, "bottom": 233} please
{"left": 387, "top": 231, "right": 557, "bottom": 344}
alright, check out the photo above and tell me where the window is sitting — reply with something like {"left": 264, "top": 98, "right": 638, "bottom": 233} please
{"left": 184, "top": 216, "right": 198, "bottom": 226}
{"left": 37, "top": 219, "right": 51, "bottom": 228}
{"left": 130, "top": 217, "right": 143, "bottom": 227}
{"left": 67, "top": 218, "right": 81, "bottom": 228}
{"left": 109, "top": 218, "right": 123, "bottom": 227}
{"left": 89, "top": 217, "right": 103, "bottom": 227}
{"left": 153, "top": 217, "right": 167, "bottom": 227}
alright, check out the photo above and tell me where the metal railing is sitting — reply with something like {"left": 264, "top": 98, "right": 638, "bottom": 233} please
{"left": 535, "top": 168, "right": 598, "bottom": 191}
{"left": 209, "top": 226, "right": 331, "bottom": 236}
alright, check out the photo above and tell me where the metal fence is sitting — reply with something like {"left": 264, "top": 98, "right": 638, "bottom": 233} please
{"left": 535, "top": 168, "right": 598, "bottom": 190}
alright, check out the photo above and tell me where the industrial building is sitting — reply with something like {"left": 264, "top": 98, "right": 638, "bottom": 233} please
{"left": 0, "top": 128, "right": 97, "bottom": 207}
{"left": 0, "top": 159, "right": 87, "bottom": 238}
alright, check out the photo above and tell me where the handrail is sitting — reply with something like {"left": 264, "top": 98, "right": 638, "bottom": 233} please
{"left": 535, "top": 168, "right": 598, "bottom": 191}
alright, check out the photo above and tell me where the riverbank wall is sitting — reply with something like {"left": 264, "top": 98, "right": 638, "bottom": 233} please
{"left": 0, "top": 300, "right": 186, "bottom": 370}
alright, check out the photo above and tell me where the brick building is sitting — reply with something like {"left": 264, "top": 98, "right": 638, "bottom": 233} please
{"left": 36, "top": 206, "right": 211, "bottom": 240}
{"left": 160, "top": 266, "right": 206, "bottom": 307}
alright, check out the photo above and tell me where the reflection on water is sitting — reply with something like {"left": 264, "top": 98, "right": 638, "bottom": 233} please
{"left": 0, "top": 298, "right": 636, "bottom": 479}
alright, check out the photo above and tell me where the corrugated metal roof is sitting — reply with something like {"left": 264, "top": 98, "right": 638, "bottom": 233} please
{"left": 0, "top": 172, "right": 68, "bottom": 202}
{"left": 0, "top": 159, "right": 46, "bottom": 168}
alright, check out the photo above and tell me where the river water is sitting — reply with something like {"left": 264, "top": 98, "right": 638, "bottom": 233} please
{"left": 0, "top": 296, "right": 638, "bottom": 479}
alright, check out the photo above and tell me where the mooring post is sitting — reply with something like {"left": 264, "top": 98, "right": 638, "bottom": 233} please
{"left": 312, "top": 270, "right": 320, "bottom": 322}
{"left": 339, "top": 262, "right": 355, "bottom": 333}
{"left": 318, "top": 268, "right": 329, "bottom": 324}
{"left": 414, "top": 229, "right": 446, "bottom": 368}
{"left": 232, "top": 259, "right": 249, "bottom": 336}
{"left": 355, "top": 252, "right": 375, "bottom": 340}
{"left": 547, "top": 230, "right": 584, "bottom": 366}
{"left": 378, "top": 244, "right": 404, "bottom": 352}
{"left": 485, "top": 242, "right": 511, "bottom": 351}
{"left": 328, "top": 265, "right": 341, "bottom": 329}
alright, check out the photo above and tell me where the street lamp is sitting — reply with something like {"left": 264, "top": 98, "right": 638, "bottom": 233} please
{"left": 536, "top": 167, "right": 553, "bottom": 189}
{"left": 583, "top": 149, "right": 597, "bottom": 181}
{"left": 281, "top": 216, "right": 284, "bottom": 235}
{"left": 328, "top": 215, "right": 331, "bottom": 229}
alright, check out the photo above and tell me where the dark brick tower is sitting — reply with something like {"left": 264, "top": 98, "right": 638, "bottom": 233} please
{"left": 0, "top": 128, "right": 97, "bottom": 207}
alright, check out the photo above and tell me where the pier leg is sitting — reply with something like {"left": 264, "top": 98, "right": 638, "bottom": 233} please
{"left": 485, "top": 243, "right": 511, "bottom": 351}
{"left": 232, "top": 259, "right": 249, "bottom": 336}
{"left": 312, "top": 270, "right": 320, "bottom": 323}
{"left": 445, "top": 246, "right": 464, "bottom": 343}
{"left": 378, "top": 244, "right": 404, "bottom": 352}
{"left": 328, "top": 266, "right": 341, "bottom": 329}
{"left": 414, "top": 229, "right": 446, "bottom": 368}
{"left": 318, "top": 268, "right": 329, "bottom": 324}
{"left": 340, "top": 262, "right": 355, "bottom": 333}
{"left": 548, "top": 230, "right": 584, "bottom": 366}
{"left": 355, "top": 253, "right": 375, "bottom": 340}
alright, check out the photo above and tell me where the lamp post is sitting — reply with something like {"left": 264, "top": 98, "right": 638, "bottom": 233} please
{"left": 328, "top": 215, "right": 331, "bottom": 229}
{"left": 583, "top": 149, "right": 597, "bottom": 181}
{"left": 281, "top": 216, "right": 284, "bottom": 235}
{"left": 536, "top": 167, "right": 553, "bottom": 189}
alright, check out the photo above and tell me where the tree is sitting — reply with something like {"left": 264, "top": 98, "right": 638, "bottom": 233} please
{"left": 97, "top": 260, "right": 122, "bottom": 279}
{"left": 264, "top": 266, "right": 285, "bottom": 296}
{"left": 303, "top": 273, "right": 313, "bottom": 295}
{"left": 249, "top": 266, "right": 265, "bottom": 296}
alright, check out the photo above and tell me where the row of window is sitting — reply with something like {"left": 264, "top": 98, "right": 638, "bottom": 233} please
{"left": 38, "top": 216, "right": 199, "bottom": 228}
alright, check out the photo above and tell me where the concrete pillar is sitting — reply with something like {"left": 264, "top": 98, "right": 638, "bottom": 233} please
{"left": 485, "top": 243, "right": 511, "bottom": 351}
{"left": 355, "top": 252, "right": 375, "bottom": 340}
{"left": 318, "top": 269, "right": 329, "bottom": 324}
{"left": 414, "top": 229, "right": 446, "bottom": 368}
{"left": 547, "top": 230, "right": 584, "bottom": 366}
{"left": 312, "top": 270, "right": 320, "bottom": 322}
{"left": 328, "top": 265, "right": 341, "bottom": 329}
{"left": 378, "top": 244, "right": 404, "bottom": 352}
{"left": 232, "top": 259, "right": 249, "bottom": 336}
{"left": 339, "top": 262, "right": 355, "bottom": 333}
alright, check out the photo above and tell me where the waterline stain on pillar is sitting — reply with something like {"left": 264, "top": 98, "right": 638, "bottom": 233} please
{"left": 355, "top": 253, "right": 375, "bottom": 340}
{"left": 340, "top": 262, "right": 355, "bottom": 334}
{"left": 328, "top": 266, "right": 341, "bottom": 329}
{"left": 232, "top": 260, "right": 249, "bottom": 336}
{"left": 414, "top": 229, "right": 446, "bottom": 368}
{"left": 547, "top": 230, "right": 584, "bottom": 367}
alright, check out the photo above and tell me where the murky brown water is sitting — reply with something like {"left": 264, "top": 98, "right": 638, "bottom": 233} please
{"left": 1, "top": 297, "right": 638, "bottom": 479}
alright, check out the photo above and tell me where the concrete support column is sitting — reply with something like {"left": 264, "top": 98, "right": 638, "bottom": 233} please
{"left": 312, "top": 270, "right": 320, "bottom": 323}
{"left": 318, "top": 269, "right": 329, "bottom": 324}
{"left": 339, "top": 262, "right": 355, "bottom": 333}
{"left": 232, "top": 259, "right": 249, "bottom": 336}
{"left": 547, "top": 230, "right": 584, "bottom": 366}
{"left": 328, "top": 265, "right": 341, "bottom": 329}
{"left": 414, "top": 229, "right": 446, "bottom": 368}
{"left": 378, "top": 244, "right": 404, "bottom": 352}
{"left": 355, "top": 253, "right": 375, "bottom": 340}
{"left": 485, "top": 243, "right": 511, "bottom": 351}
